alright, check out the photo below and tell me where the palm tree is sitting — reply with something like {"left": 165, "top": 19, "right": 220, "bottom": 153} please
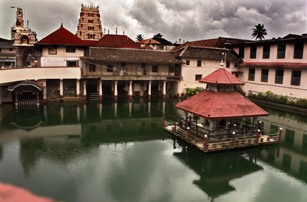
{"left": 252, "top": 24, "right": 267, "bottom": 40}
{"left": 136, "top": 34, "right": 144, "bottom": 42}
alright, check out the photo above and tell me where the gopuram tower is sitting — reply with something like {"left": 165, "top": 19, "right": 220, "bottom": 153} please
{"left": 76, "top": 4, "right": 103, "bottom": 41}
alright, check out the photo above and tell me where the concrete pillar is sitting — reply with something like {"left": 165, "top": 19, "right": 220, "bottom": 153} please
{"left": 76, "top": 79, "right": 80, "bottom": 97}
{"left": 162, "top": 80, "right": 167, "bottom": 99}
{"left": 98, "top": 79, "right": 102, "bottom": 101}
{"left": 148, "top": 81, "right": 152, "bottom": 98}
{"left": 128, "top": 81, "right": 133, "bottom": 99}
{"left": 59, "top": 79, "right": 63, "bottom": 97}
{"left": 114, "top": 81, "right": 118, "bottom": 100}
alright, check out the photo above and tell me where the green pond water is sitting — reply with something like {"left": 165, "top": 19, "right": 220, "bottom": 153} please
{"left": 0, "top": 99, "right": 306, "bottom": 202}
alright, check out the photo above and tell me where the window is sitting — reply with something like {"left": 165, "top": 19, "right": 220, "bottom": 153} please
{"left": 66, "top": 46, "right": 76, "bottom": 53}
{"left": 277, "top": 44, "right": 286, "bottom": 59}
{"left": 88, "top": 26, "right": 94, "bottom": 31}
{"left": 294, "top": 43, "right": 304, "bottom": 59}
{"left": 169, "top": 65, "right": 174, "bottom": 73}
{"left": 186, "top": 60, "right": 190, "bottom": 65}
{"left": 89, "top": 64, "right": 96, "bottom": 72}
{"left": 263, "top": 45, "right": 270, "bottom": 59}
{"left": 107, "top": 65, "right": 113, "bottom": 72}
{"left": 239, "top": 46, "right": 244, "bottom": 58}
{"left": 88, "top": 34, "right": 95, "bottom": 39}
{"left": 275, "top": 69, "right": 284, "bottom": 84}
{"left": 248, "top": 68, "right": 255, "bottom": 81}
{"left": 195, "top": 74, "right": 202, "bottom": 81}
{"left": 152, "top": 65, "right": 158, "bottom": 73}
{"left": 261, "top": 69, "right": 269, "bottom": 82}
{"left": 197, "top": 60, "right": 202, "bottom": 67}
{"left": 226, "top": 61, "right": 230, "bottom": 68}
{"left": 66, "top": 61, "right": 78, "bottom": 67}
{"left": 48, "top": 46, "right": 57, "bottom": 55}
{"left": 291, "top": 70, "right": 301, "bottom": 86}
{"left": 250, "top": 45, "right": 257, "bottom": 58}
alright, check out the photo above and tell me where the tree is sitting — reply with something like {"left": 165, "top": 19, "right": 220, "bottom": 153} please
{"left": 153, "top": 33, "right": 163, "bottom": 39}
{"left": 136, "top": 34, "right": 144, "bottom": 42}
{"left": 252, "top": 24, "right": 267, "bottom": 40}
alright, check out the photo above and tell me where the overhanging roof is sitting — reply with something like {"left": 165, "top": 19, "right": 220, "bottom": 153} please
{"left": 176, "top": 91, "right": 269, "bottom": 118}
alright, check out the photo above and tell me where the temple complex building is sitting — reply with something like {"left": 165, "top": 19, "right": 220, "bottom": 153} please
{"left": 76, "top": 4, "right": 103, "bottom": 41}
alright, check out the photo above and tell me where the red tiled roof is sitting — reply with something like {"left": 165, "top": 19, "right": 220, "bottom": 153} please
{"left": 37, "top": 25, "right": 86, "bottom": 46}
{"left": 176, "top": 91, "right": 269, "bottom": 118}
{"left": 94, "top": 34, "right": 141, "bottom": 48}
{"left": 199, "top": 68, "right": 244, "bottom": 85}
{"left": 172, "top": 37, "right": 249, "bottom": 52}
{"left": 240, "top": 62, "right": 307, "bottom": 69}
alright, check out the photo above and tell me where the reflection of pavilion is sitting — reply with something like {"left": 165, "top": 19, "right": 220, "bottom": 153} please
{"left": 173, "top": 143, "right": 263, "bottom": 201}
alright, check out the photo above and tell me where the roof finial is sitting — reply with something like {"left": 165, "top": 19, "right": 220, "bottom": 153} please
{"left": 116, "top": 27, "right": 117, "bottom": 35}
{"left": 61, "top": 23, "right": 63, "bottom": 27}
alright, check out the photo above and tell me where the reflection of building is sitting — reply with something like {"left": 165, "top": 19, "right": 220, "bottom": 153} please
{"left": 259, "top": 107, "right": 307, "bottom": 183}
{"left": 173, "top": 145, "right": 262, "bottom": 200}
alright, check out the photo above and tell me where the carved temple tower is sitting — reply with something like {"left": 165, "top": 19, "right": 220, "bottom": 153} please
{"left": 11, "top": 7, "right": 37, "bottom": 46}
{"left": 76, "top": 4, "right": 103, "bottom": 41}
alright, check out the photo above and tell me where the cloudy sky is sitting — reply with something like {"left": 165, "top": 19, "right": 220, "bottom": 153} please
{"left": 0, "top": 0, "right": 306, "bottom": 42}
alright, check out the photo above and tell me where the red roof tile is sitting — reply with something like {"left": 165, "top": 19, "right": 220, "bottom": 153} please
{"left": 94, "top": 34, "right": 141, "bottom": 48}
{"left": 176, "top": 91, "right": 269, "bottom": 118}
{"left": 37, "top": 25, "right": 86, "bottom": 46}
{"left": 240, "top": 62, "right": 307, "bottom": 69}
{"left": 199, "top": 68, "right": 244, "bottom": 85}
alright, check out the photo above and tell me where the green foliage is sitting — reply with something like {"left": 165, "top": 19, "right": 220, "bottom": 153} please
{"left": 247, "top": 90, "right": 307, "bottom": 108}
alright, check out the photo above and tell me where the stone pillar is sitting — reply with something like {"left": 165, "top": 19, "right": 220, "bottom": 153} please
{"left": 114, "top": 80, "right": 118, "bottom": 100}
{"left": 98, "top": 79, "right": 102, "bottom": 101}
{"left": 76, "top": 79, "right": 80, "bottom": 97}
{"left": 148, "top": 81, "right": 152, "bottom": 99}
{"left": 128, "top": 81, "right": 133, "bottom": 99}
{"left": 59, "top": 79, "right": 63, "bottom": 97}
{"left": 83, "top": 80, "right": 87, "bottom": 97}
{"left": 162, "top": 80, "right": 167, "bottom": 99}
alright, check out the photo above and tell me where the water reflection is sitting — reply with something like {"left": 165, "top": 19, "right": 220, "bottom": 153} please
{"left": 0, "top": 100, "right": 306, "bottom": 202}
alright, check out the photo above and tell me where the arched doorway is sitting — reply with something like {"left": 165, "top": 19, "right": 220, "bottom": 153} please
{"left": 8, "top": 81, "right": 44, "bottom": 107}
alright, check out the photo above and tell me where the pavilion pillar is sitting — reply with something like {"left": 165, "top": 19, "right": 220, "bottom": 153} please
{"left": 98, "top": 79, "right": 102, "bottom": 101}
{"left": 114, "top": 81, "right": 118, "bottom": 100}
{"left": 59, "top": 79, "right": 63, "bottom": 98}
{"left": 76, "top": 79, "right": 80, "bottom": 97}
{"left": 41, "top": 80, "right": 47, "bottom": 103}
{"left": 128, "top": 81, "right": 133, "bottom": 100}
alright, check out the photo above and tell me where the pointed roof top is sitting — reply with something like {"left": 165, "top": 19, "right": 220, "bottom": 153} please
{"left": 199, "top": 68, "right": 244, "bottom": 85}
{"left": 37, "top": 25, "right": 86, "bottom": 46}
{"left": 94, "top": 34, "right": 141, "bottom": 48}
{"left": 176, "top": 91, "right": 268, "bottom": 119}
